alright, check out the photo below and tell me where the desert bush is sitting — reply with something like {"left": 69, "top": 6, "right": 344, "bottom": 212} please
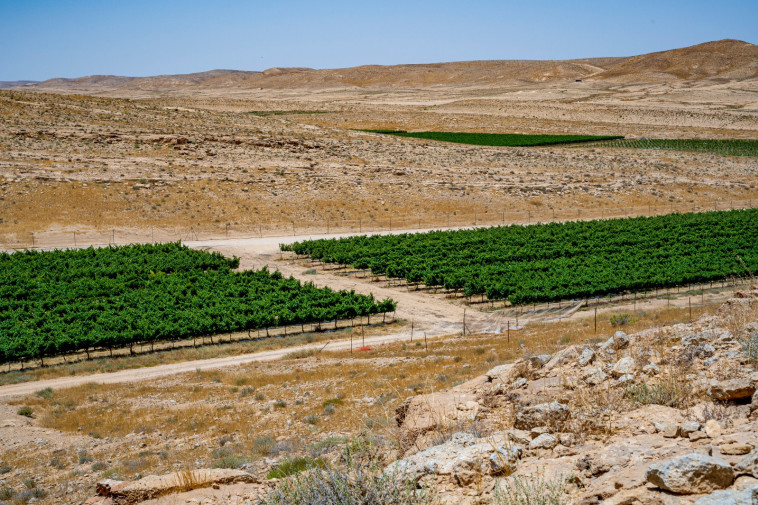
{"left": 492, "top": 473, "right": 567, "bottom": 505}
{"left": 91, "top": 461, "right": 108, "bottom": 472}
{"left": 303, "top": 414, "right": 319, "bottom": 425}
{"left": 17, "top": 407, "right": 33, "bottom": 418}
{"left": 266, "top": 457, "right": 325, "bottom": 479}
{"left": 308, "top": 436, "right": 348, "bottom": 458}
{"left": 258, "top": 465, "right": 434, "bottom": 505}
{"left": 78, "top": 450, "right": 93, "bottom": 464}
{"left": 610, "top": 313, "right": 637, "bottom": 327}
{"left": 35, "top": 387, "right": 54, "bottom": 400}
{"left": 252, "top": 436, "right": 278, "bottom": 457}
{"left": 0, "top": 486, "right": 13, "bottom": 500}
{"left": 274, "top": 400, "right": 287, "bottom": 409}
{"left": 212, "top": 455, "right": 246, "bottom": 469}
{"left": 624, "top": 373, "right": 693, "bottom": 408}
{"left": 740, "top": 329, "right": 758, "bottom": 364}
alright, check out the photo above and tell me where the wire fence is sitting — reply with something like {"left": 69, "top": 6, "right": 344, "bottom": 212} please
{"left": 1, "top": 198, "right": 755, "bottom": 251}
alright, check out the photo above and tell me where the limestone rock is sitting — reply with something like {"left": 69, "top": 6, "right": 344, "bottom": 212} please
{"left": 708, "top": 379, "right": 756, "bottom": 401}
{"left": 391, "top": 432, "right": 522, "bottom": 486}
{"left": 583, "top": 367, "right": 607, "bottom": 386}
{"left": 577, "top": 347, "right": 595, "bottom": 367}
{"left": 96, "top": 469, "right": 259, "bottom": 504}
{"left": 680, "top": 420, "right": 701, "bottom": 437}
{"left": 736, "top": 449, "right": 758, "bottom": 476}
{"left": 529, "top": 433, "right": 558, "bottom": 450}
{"left": 613, "top": 330, "right": 630, "bottom": 350}
{"left": 704, "top": 420, "right": 723, "bottom": 439}
{"left": 646, "top": 453, "right": 734, "bottom": 494}
{"left": 721, "top": 443, "right": 753, "bottom": 456}
{"left": 543, "top": 346, "right": 579, "bottom": 371}
{"left": 514, "top": 401, "right": 570, "bottom": 430}
{"left": 611, "top": 357, "right": 636, "bottom": 378}
{"left": 693, "top": 484, "right": 758, "bottom": 505}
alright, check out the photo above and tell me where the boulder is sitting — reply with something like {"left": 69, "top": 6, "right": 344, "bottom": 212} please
{"left": 693, "top": 484, "right": 758, "bottom": 505}
{"left": 543, "top": 346, "right": 580, "bottom": 371}
{"left": 708, "top": 379, "right": 756, "bottom": 401}
{"left": 751, "top": 389, "right": 758, "bottom": 412}
{"left": 514, "top": 401, "right": 570, "bottom": 430}
{"left": 583, "top": 367, "right": 608, "bottom": 386}
{"left": 611, "top": 357, "right": 636, "bottom": 378}
{"left": 485, "top": 363, "right": 516, "bottom": 382}
{"left": 721, "top": 443, "right": 753, "bottom": 456}
{"left": 390, "top": 432, "right": 522, "bottom": 486}
{"left": 736, "top": 449, "right": 758, "bottom": 476}
{"left": 680, "top": 420, "right": 701, "bottom": 437}
{"left": 577, "top": 347, "right": 595, "bottom": 367}
{"left": 646, "top": 453, "right": 734, "bottom": 494}
{"left": 529, "top": 433, "right": 558, "bottom": 450}
{"left": 704, "top": 420, "right": 723, "bottom": 439}
{"left": 613, "top": 330, "right": 630, "bottom": 350}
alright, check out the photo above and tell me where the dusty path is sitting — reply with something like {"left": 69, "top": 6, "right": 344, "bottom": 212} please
{"left": 0, "top": 326, "right": 444, "bottom": 399}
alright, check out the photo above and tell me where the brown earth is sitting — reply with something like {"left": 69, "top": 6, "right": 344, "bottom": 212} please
{"left": 1, "top": 41, "right": 757, "bottom": 248}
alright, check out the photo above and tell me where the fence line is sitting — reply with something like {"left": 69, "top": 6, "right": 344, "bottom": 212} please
{"left": 1, "top": 198, "right": 755, "bottom": 251}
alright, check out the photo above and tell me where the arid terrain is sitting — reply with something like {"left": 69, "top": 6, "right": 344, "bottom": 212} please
{"left": 0, "top": 39, "right": 757, "bottom": 505}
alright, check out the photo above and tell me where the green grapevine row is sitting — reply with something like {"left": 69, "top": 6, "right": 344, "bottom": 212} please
{"left": 283, "top": 209, "right": 758, "bottom": 305}
{"left": 587, "top": 138, "right": 758, "bottom": 157}
{"left": 362, "top": 130, "right": 623, "bottom": 147}
{"left": 0, "top": 243, "right": 395, "bottom": 363}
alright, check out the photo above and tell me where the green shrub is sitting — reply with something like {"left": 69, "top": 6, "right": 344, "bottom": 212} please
{"left": 266, "top": 457, "right": 325, "bottom": 479}
{"left": 740, "top": 330, "right": 758, "bottom": 364}
{"left": 35, "top": 387, "right": 54, "bottom": 400}
{"left": 610, "top": 313, "right": 637, "bottom": 327}
{"left": 16, "top": 407, "right": 33, "bottom": 418}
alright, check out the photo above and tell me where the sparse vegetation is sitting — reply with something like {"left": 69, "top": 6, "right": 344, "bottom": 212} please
{"left": 492, "top": 473, "right": 569, "bottom": 505}
{"left": 364, "top": 130, "right": 622, "bottom": 147}
{"left": 259, "top": 465, "right": 434, "bottom": 504}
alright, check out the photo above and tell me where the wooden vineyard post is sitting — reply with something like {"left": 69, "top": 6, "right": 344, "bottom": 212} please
{"left": 507, "top": 320, "right": 510, "bottom": 343}
{"left": 594, "top": 300, "right": 597, "bottom": 334}
{"left": 351, "top": 333, "right": 353, "bottom": 354}
{"left": 73, "top": 231, "right": 77, "bottom": 247}
{"left": 362, "top": 324, "right": 365, "bottom": 349}
{"left": 462, "top": 309, "right": 466, "bottom": 337}
{"left": 689, "top": 297, "right": 692, "bottom": 321}
{"left": 410, "top": 320, "right": 414, "bottom": 342}
{"left": 424, "top": 332, "right": 427, "bottom": 351}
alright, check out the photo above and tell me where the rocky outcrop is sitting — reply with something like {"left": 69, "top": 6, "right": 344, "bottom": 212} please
{"left": 391, "top": 432, "right": 522, "bottom": 486}
{"left": 514, "top": 401, "right": 569, "bottom": 430}
{"left": 645, "top": 453, "right": 734, "bottom": 494}
{"left": 91, "top": 469, "right": 260, "bottom": 505}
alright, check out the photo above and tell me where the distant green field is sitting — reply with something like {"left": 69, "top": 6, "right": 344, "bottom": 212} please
{"left": 362, "top": 130, "right": 623, "bottom": 146}
{"left": 589, "top": 138, "right": 758, "bottom": 157}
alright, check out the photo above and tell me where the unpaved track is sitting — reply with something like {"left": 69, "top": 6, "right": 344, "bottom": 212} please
{"left": 0, "top": 326, "right": 446, "bottom": 399}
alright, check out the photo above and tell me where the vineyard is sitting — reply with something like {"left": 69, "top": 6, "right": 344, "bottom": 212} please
{"left": 587, "top": 138, "right": 758, "bottom": 157}
{"left": 0, "top": 243, "right": 395, "bottom": 364}
{"left": 282, "top": 209, "right": 758, "bottom": 306}
{"left": 362, "top": 130, "right": 623, "bottom": 146}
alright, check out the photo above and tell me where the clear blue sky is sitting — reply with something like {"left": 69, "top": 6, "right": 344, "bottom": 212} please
{"left": 1, "top": 0, "right": 756, "bottom": 81}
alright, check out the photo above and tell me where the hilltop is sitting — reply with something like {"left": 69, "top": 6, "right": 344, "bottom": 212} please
{"left": 16, "top": 39, "right": 758, "bottom": 96}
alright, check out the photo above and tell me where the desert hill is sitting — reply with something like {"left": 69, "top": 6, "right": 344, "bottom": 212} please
{"left": 590, "top": 39, "right": 758, "bottom": 82}
{"left": 18, "top": 39, "right": 757, "bottom": 95}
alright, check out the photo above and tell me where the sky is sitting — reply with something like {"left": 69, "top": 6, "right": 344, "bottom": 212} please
{"left": 1, "top": 0, "right": 757, "bottom": 81}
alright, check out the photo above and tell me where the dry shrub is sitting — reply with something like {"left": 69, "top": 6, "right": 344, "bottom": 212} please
{"left": 563, "top": 381, "right": 628, "bottom": 439}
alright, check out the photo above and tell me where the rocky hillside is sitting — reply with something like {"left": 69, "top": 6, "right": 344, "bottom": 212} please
{"left": 80, "top": 289, "right": 758, "bottom": 504}
{"left": 392, "top": 289, "right": 758, "bottom": 504}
